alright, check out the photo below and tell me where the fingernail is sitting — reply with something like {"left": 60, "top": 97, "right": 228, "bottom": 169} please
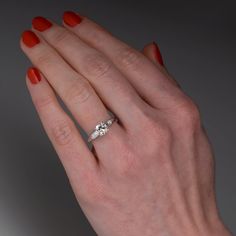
{"left": 22, "top": 30, "right": 40, "bottom": 48}
{"left": 27, "top": 67, "right": 41, "bottom": 84}
{"left": 153, "top": 42, "right": 164, "bottom": 66}
{"left": 63, "top": 11, "right": 82, "bottom": 27}
{"left": 32, "top": 16, "right": 52, "bottom": 32}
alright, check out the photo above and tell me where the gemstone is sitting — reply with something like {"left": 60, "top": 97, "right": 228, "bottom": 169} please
{"left": 107, "top": 120, "right": 112, "bottom": 125}
{"left": 96, "top": 122, "right": 108, "bottom": 136}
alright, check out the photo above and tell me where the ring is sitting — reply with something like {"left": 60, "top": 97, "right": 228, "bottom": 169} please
{"left": 88, "top": 116, "right": 118, "bottom": 142}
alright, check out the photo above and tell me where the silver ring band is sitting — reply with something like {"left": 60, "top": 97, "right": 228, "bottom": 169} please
{"left": 88, "top": 116, "right": 118, "bottom": 142}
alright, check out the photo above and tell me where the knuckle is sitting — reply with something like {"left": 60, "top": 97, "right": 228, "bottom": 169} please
{"left": 35, "top": 50, "right": 54, "bottom": 68}
{"left": 176, "top": 99, "right": 201, "bottom": 129}
{"left": 34, "top": 95, "right": 54, "bottom": 111}
{"left": 83, "top": 53, "right": 112, "bottom": 79}
{"left": 51, "top": 28, "right": 71, "bottom": 46}
{"left": 51, "top": 119, "right": 75, "bottom": 146}
{"left": 63, "top": 79, "right": 92, "bottom": 105}
{"left": 116, "top": 47, "right": 142, "bottom": 69}
{"left": 84, "top": 24, "right": 108, "bottom": 47}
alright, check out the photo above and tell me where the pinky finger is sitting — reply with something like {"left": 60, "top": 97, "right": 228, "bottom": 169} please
{"left": 142, "top": 42, "right": 164, "bottom": 66}
{"left": 26, "top": 67, "right": 98, "bottom": 184}
{"left": 142, "top": 42, "right": 181, "bottom": 87}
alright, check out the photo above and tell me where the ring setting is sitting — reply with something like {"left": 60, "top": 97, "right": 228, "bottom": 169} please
{"left": 88, "top": 116, "right": 118, "bottom": 142}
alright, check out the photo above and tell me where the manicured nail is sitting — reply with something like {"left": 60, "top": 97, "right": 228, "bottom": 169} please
{"left": 27, "top": 67, "right": 41, "bottom": 84}
{"left": 22, "top": 30, "right": 40, "bottom": 48}
{"left": 32, "top": 16, "right": 52, "bottom": 32}
{"left": 63, "top": 11, "right": 82, "bottom": 27}
{"left": 153, "top": 42, "right": 164, "bottom": 66}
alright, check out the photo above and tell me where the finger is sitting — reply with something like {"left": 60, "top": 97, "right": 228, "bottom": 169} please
{"left": 142, "top": 42, "right": 181, "bottom": 87}
{"left": 25, "top": 67, "right": 98, "bottom": 185}
{"left": 142, "top": 42, "right": 164, "bottom": 66}
{"left": 31, "top": 17, "right": 147, "bottom": 129}
{"left": 21, "top": 31, "right": 127, "bottom": 168}
{"left": 62, "top": 12, "right": 186, "bottom": 110}
{"left": 20, "top": 30, "right": 122, "bottom": 143}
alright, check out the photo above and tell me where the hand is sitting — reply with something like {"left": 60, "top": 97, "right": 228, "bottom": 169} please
{"left": 20, "top": 12, "right": 231, "bottom": 236}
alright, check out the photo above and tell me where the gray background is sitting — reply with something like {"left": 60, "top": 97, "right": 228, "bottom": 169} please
{"left": 0, "top": 0, "right": 235, "bottom": 235}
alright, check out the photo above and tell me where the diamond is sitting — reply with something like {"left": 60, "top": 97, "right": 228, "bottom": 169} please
{"left": 107, "top": 120, "right": 112, "bottom": 125}
{"left": 88, "top": 117, "right": 117, "bottom": 142}
{"left": 95, "top": 122, "right": 108, "bottom": 136}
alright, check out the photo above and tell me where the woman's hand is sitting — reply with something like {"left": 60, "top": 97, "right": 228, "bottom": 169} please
{"left": 20, "top": 12, "right": 231, "bottom": 236}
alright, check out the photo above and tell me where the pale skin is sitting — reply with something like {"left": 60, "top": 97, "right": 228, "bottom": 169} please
{"left": 20, "top": 13, "right": 232, "bottom": 236}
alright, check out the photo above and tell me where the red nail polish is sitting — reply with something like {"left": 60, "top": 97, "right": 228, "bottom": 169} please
{"left": 63, "top": 11, "right": 82, "bottom": 27}
{"left": 27, "top": 67, "right": 41, "bottom": 84}
{"left": 153, "top": 42, "right": 164, "bottom": 66}
{"left": 32, "top": 16, "right": 52, "bottom": 32}
{"left": 22, "top": 30, "right": 40, "bottom": 48}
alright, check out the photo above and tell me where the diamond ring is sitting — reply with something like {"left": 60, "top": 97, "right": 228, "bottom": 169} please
{"left": 87, "top": 116, "right": 118, "bottom": 142}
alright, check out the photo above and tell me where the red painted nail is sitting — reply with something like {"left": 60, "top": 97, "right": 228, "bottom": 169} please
{"left": 63, "top": 11, "right": 82, "bottom": 27}
{"left": 22, "top": 30, "right": 40, "bottom": 48}
{"left": 153, "top": 42, "right": 164, "bottom": 66}
{"left": 27, "top": 67, "right": 41, "bottom": 84}
{"left": 32, "top": 16, "right": 52, "bottom": 32}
